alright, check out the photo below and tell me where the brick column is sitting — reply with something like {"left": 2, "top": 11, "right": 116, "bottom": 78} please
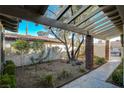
{"left": 105, "top": 40, "right": 109, "bottom": 60}
{"left": 120, "top": 34, "right": 124, "bottom": 47}
{"left": 85, "top": 35, "right": 93, "bottom": 70}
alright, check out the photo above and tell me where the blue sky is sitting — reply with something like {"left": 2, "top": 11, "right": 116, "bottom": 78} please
{"left": 18, "top": 20, "right": 47, "bottom": 36}
{"left": 18, "top": 5, "right": 60, "bottom": 36}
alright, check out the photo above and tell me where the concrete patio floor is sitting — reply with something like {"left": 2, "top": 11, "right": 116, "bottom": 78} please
{"left": 62, "top": 58, "right": 121, "bottom": 88}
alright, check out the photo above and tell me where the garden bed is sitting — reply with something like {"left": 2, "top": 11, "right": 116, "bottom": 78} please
{"left": 16, "top": 59, "right": 105, "bottom": 88}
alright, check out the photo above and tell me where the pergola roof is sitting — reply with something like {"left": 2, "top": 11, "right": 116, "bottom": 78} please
{"left": 0, "top": 5, "right": 48, "bottom": 32}
{"left": 0, "top": 14, "right": 19, "bottom": 32}
{"left": 50, "top": 5, "right": 122, "bottom": 40}
{"left": 0, "top": 5, "right": 123, "bottom": 40}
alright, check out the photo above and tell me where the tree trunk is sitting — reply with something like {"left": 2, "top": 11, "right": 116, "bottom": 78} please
{"left": 74, "top": 35, "right": 84, "bottom": 58}
{"left": 63, "top": 32, "right": 71, "bottom": 60}
{"left": 71, "top": 33, "right": 75, "bottom": 60}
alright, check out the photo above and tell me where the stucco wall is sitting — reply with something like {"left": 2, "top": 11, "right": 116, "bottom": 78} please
{"left": 94, "top": 43, "right": 105, "bottom": 58}
{"left": 5, "top": 47, "right": 63, "bottom": 67}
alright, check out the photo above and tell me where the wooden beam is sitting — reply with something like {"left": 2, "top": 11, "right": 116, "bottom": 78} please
{"left": 96, "top": 29, "right": 115, "bottom": 36}
{"left": 104, "top": 9, "right": 118, "bottom": 16}
{"left": 93, "top": 26, "right": 116, "bottom": 35}
{"left": 111, "top": 19, "right": 122, "bottom": 23}
{"left": 1, "top": 21, "right": 18, "bottom": 27}
{"left": 102, "top": 32, "right": 120, "bottom": 39}
{"left": 4, "top": 27, "right": 17, "bottom": 32}
{"left": 55, "top": 5, "right": 71, "bottom": 20}
{"left": 75, "top": 8, "right": 101, "bottom": 26}
{"left": 78, "top": 14, "right": 106, "bottom": 29}
{"left": 93, "top": 23, "right": 122, "bottom": 35}
{"left": 116, "top": 6, "right": 124, "bottom": 23}
{"left": 99, "top": 5, "right": 115, "bottom": 11}
{"left": 87, "top": 17, "right": 110, "bottom": 31}
{"left": 90, "top": 20, "right": 122, "bottom": 33}
{"left": 90, "top": 21, "right": 112, "bottom": 33}
{"left": 3, "top": 24, "right": 17, "bottom": 29}
{"left": 106, "top": 34, "right": 120, "bottom": 39}
{"left": 0, "top": 6, "right": 87, "bottom": 34}
{"left": 0, "top": 14, "right": 18, "bottom": 24}
{"left": 109, "top": 15, "right": 120, "bottom": 20}
{"left": 65, "top": 5, "right": 90, "bottom": 24}
{"left": 94, "top": 27, "right": 120, "bottom": 38}
{"left": 92, "top": 24, "right": 114, "bottom": 34}
{"left": 99, "top": 30, "right": 119, "bottom": 37}
{"left": 95, "top": 30, "right": 120, "bottom": 40}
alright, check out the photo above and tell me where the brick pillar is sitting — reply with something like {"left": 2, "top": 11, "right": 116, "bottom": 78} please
{"left": 120, "top": 34, "right": 124, "bottom": 47}
{"left": 105, "top": 40, "right": 109, "bottom": 60}
{"left": 85, "top": 35, "right": 93, "bottom": 70}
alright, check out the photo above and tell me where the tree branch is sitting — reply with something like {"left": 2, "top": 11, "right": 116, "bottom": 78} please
{"left": 74, "top": 35, "right": 84, "bottom": 56}
{"left": 50, "top": 28, "right": 65, "bottom": 44}
{"left": 64, "top": 31, "right": 71, "bottom": 59}
{"left": 71, "top": 33, "right": 75, "bottom": 59}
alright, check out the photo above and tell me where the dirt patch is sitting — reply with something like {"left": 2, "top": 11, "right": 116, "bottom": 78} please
{"left": 16, "top": 59, "right": 88, "bottom": 88}
{"left": 16, "top": 59, "right": 104, "bottom": 88}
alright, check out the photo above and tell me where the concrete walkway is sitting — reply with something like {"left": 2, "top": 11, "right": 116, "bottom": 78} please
{"left": 62, "top": 59, "right": 121, "bottom": 88}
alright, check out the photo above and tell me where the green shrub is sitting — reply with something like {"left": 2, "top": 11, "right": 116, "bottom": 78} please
{"left": 40, "top": 74, "right": 54, "bottom": 87}
{"left": 5, "top": 60, "right": 15, "bottom": 66}
{"left": 0, "top": 60, "right": 16, "bottom": 88}
{"left": 95, "top": 57, "right": 106, "bottom": 65}
{"left": 4, "top": 64, "right": 16, "bottom": 75}
{"left": 112, "top": 69, "right": 123, "bottom": 86}
{"left": 57, "top": 70, "right": 72, "bottom": 80}
{"left": 0, "top": 74, "right": 16, "bottom": 88}
{"left": 4, "top": 60, "right": 16, "bottom": 75}
{"left": 79, "top": 67, "right": 85, "bottom": 73}
{"left": 111, "top": 62, "right": 123, "bottom": 86}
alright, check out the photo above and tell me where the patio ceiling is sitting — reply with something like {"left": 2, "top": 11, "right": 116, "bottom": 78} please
{"left": 0, "top": 5, "right": 48, "bottom": 32}
{"left": 52, "top": 5, "right": 122, "bottom": 40}
{"left": 0, "top": 5, "right": 123, "bottom": 40}
{"left": 0, "top": 13, "right": 19, "bottom": 32}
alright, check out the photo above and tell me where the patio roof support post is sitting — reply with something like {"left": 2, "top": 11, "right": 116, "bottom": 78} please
{"left": 122, "top": 24, "right": 124, "bottom": 86}
{"left": 85, "top": 34, "right": 94, "bottom": 70}
{"left": 0, "top": 22, "right": 5, "bottom": 74}
{"left": 105, "top": 40, "right": 109, "bottom": 61}
{"left": 120, "top": 34, "right": 124, "bottom": 47}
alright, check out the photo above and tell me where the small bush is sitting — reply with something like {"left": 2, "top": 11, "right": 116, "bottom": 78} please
{"left": 4, "top": 60, "right": 16, "bottom": 75}
{"left": 4, "top": 64, "right": 16, "bottom": 75}
{"left": 0, "top": 74, "right": 16, "bottom": 88}
{"left": 57, "top": 70, "right": 72, "bottom": 80}
{"left": 40, "top": 74, "right": 54, "bottom": 87}
{"left": 0, "top": 60, "right": 16, "bottom": 88}
{"left": 5, "top": 60, "right": 15, "bottom": 66}
{"left": 94, "top": 56, "right": 106, "bottom": 65}
{"left": 112, "top": 69, "right": 123, "bottom": 86}
{"left": 110, "top": 62, "right": 123, "bottom": 87}
{"left": 79, "top": 67, "right": 85, "bottom": 73}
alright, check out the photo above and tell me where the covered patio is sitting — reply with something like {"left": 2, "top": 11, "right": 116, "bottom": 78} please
{"left": 0, "top": 5, "right": 123, "bottom": 87}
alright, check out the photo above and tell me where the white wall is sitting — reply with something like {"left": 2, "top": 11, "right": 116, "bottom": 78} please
{"left": 5, "top": 47, "right": 63, "bottom": 67}
{"left": 94, "top": 43, "right": 105, "bottom": 58}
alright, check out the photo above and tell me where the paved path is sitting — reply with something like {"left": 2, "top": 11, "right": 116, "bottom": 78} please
{"left": 62, "top": 59, "right": 121, "bottom": 88}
